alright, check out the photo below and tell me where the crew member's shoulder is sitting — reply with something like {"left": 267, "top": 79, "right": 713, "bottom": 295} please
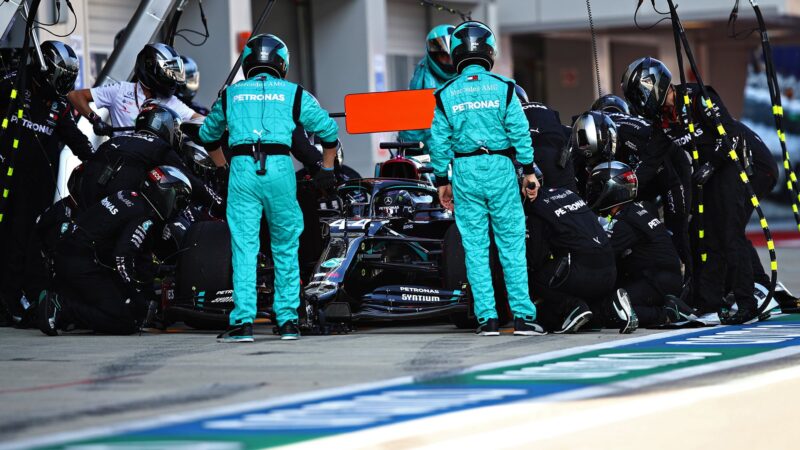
{"left": 521, "top": 101, "right": 551, "bottom": 111}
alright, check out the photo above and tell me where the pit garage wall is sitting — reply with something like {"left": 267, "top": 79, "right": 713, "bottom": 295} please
{"left": 510, "top": 29, "right": 779, "bottom": 125}
{"left": 501, "top": 0, "right": 800, "bottom": 123}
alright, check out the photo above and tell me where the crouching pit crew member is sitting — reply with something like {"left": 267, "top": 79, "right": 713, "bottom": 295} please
{"left": 525, "top": 166, "right": 637, "bottom": 334}
{"left": 198, "top": 34, "right": 340, "bottom": 342}
{"left": 587, "top": 162, "right": 697, "bottom": 327}
{"left": 40, "top": 166, "right": 191, "bottom": 335}
{"left": 429, "top": 21, "right": 544, "bottom": 336}
{"left": 78, "top": 104, "right": 224, "bottom": 216}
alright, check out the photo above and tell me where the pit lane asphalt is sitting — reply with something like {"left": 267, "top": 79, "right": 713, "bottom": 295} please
{"left": 0, "top": 247, "right": 797, "bottom": 445}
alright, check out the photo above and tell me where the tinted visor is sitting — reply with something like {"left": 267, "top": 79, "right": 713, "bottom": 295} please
{"left": 51, "top": 64, "right": 79, "bottom": 96}
{"left": 185, "top": 70, "right": 200, "bottom": 93}
{"left": 156, "top": 56, "right": 186, "bottom": 88}
{"left": 427, "top": 35, "right": 451, "bottom": 54}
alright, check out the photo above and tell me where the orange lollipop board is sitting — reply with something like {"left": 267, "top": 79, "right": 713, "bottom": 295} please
{"left": 343, "top": 89, "right": 436, "bottom": 134}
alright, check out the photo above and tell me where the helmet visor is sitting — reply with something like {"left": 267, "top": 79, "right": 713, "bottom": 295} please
{"left": 51, "top": 64, "right": 79, "bottom": 96}
{"left": 185, "top": 70, "right": 200, "bottom": 93}
{"left": 427, "top": 35, "right": 451, "bottom": 54}
{"left": 157, "top": 56, "right": 186, "bottom": 85}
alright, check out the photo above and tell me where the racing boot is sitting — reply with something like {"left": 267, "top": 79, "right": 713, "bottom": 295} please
{"left": 513, "top": 317, "right": 547, "bottom": 336}
{"left": 279, "top": 320, "right": 300, "bottom": 340}
{"left": 554, "top": 302, "right": 593, "bottom": 334}
{"left": 475, "top": 318, "right": 500, "bottom": 336}
{"left": 774, "top": 281, "right": 800, "bottom": 314}
{"left": 609, "top": 289, "right": 638, "bottom": 334}
{"left": 664, "top": 295, "right": 698, "bottom": 324}
{"left": 37, "top": 291, "right": 77, "bottom": 336}
{"left": 719, "top": 306, "right": 759, "bottom": 325}
{"left": 217, "top": 323, "right": 255, "bottom": 343}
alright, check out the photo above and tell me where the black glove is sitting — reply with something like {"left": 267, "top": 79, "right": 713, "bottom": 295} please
{"left": 692, "top": 162, "right": 715, "bottom": 186}
{"left": 313, "top": 167, "right": 336, "bottom": 190}
{"left": 180, "top": 122, "right": 202, "bottom": 142}
{"left": 91, "top": 118, "right": 113, "bottom": 136}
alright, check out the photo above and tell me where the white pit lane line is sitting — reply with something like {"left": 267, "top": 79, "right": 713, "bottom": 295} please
{"left": 272, "top": 347, "right": 800, "bottom": 450}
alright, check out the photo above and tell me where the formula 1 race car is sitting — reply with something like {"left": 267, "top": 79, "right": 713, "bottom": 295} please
{"left": 153, "top": 142, "right": 510, "bottom": 332}
{"left": 300, "top": 142, "right": 513, "bottom": 332}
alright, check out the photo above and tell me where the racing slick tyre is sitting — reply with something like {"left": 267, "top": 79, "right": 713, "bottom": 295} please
{"left": 182, "top": 312, "right": 229, "bottom": 331}
{"left": 443, "top": 224, "right": 511, "bottom": 328}
{"left": 174, "top": 220, "right": 233, "bottom": 329}
{"left": 443, "top": 224, "right": 475, "bottom": 329}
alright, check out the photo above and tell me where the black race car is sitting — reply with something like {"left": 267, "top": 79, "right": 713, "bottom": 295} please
{"left": 301, "top": 176, "right": 474, "bottom": 331}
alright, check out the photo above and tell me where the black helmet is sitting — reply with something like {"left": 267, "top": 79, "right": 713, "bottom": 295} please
{"left": 67, "top": 164, "right": 85, "bottom": 204}
{"left": 374, "top": 189, "right": 416, "bottom": 219}
{"left": 33, "top": 41, "right": 79, "bottom": 99}
{"left": 621, "top": 57, "right": 672, "bottom": 120}
{"left": 135, "top": 43, "right": 186, "bottom": 97}
{"left": 585, "top": 161, "right": 638, "bottom": 213}
{"left": 571, "top": 111, "right": 618, "bottom": 167}
{"left": 591, "top": 94, "right": 630, "bottom": 115}
{"left": 135, "top": 103, "right": 182, "bottom": 148}
{"left": 182, "top": 139, "right": 215, "bottom": 170}
{"left": 450, "top": 21, "right": 497, "bottom": 73}
{"left": 141, "top": 166, "right": 192, "bottom": 220}
{"left": 514, "top": 84, "right": 529, "bottom": 103}
{"left": 177, "top": 56, "right": 199, "bottom": 101}
{"left": 425, "top": 24, "right": 456, "bottom": 79}
{"left": 242, "top": 34, "right": 290, "bottom": 79}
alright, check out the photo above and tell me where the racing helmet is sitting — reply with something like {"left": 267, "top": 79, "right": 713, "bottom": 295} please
{"left": 591, "top": 94, "right": 631, "bottom": 115}
{"left": 135, "top": 43, "right": 186, "bottom": 98}
{"left": 374, "top": 189, "right": 416, "bottom": 219}
{"left": 242, "top": 34, "right": 290, "bottom": 79}
{"left": 425, "top": 24, "right": 456, "bottom": 80}
{"left": 33, "top": 41, "right": 79, "bottom": 99}
{"left": 135, "top": 103, "right": 183, "bottom": 148}
{"left": 177, "top": 56, "right": 200, "bottom": 101}
{"left": 571, "top": 111, "right": 618, "bottom": 168}
{"left": 514, "top": 84, "right": 529, "bottom": 103}
{"left": 621, "top": 57, "right": 672, "bottom": 120}
{"left": 181, "top": 139, "right": 216, "bottom": 170}
{"left": 450, "top": 21, "right": 497, "bottom": 73}
{"left": 140, "top": 166, "right": 192, "bottom": 220}
{"left": 585, "top": 161, "right": 638, "bottom": 214}
{"left": 343, "top": 188, "right": 370, "bottom": 218}
{"left": 67, "top": 164, "right": 85, "bottom": 204}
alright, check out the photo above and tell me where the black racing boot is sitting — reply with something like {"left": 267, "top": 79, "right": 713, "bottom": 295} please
{"left": 38, "top": 291, "right": 61, "bottom": 336}
{"left": 278, "top": 320, "right": 300, "bottom": 340}
{"left": 554, "top": 302, "right": 593, "bottom": 334}
{"left": 513, "top": 317, "right": 547, "bottom": 336}
{"left": 610, "top": 289, "right": 638, "bottom": 334}
{"left": 217, "top": 323, "right": 255, "bottom": 343}
{"left": 664, "top": 295, "right": 698, "bottom": 323}
{"left": 720, "top": 306, "right": 759, "bottom": 325}
{"left": 475, "top": 318, "right": 500, "bottom": 336}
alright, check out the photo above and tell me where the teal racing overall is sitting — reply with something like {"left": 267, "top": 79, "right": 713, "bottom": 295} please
{"left": 429, "top": 64, "right": 537, "bottom": 323}
{"left": 199, "top": 74, "right": 338, "bottom": 327}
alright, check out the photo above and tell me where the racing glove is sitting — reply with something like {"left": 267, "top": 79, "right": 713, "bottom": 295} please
{"left": 88, "top": 112, "right": 113, "bottom": 136}
{"left": 692, "top": 162, "right": 715, "bottom": 186}
{"left": 313, "top": 167, "right": 336, "bottom": 190}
